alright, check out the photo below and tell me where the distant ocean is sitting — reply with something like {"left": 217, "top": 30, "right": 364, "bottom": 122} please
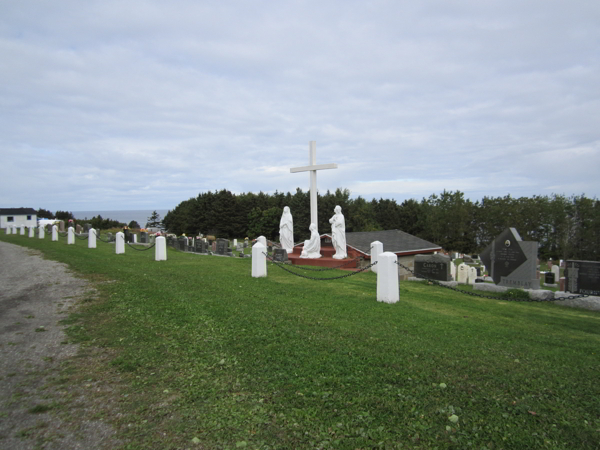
{"left": 72, "top": 209, "right": 171, "bottom": 228}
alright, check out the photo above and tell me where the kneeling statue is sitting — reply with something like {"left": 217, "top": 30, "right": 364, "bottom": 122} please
{"left": 300, "top": 223, "right": 321, "bottom": 259}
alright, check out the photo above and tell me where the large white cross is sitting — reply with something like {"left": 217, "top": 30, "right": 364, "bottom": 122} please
{"left": 290, "top": 141, "right": 338, "bottom": 232}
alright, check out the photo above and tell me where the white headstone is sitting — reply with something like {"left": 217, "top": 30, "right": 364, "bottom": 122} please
{"left": 551, "top": 265, "right": 560, "bottom": 280}
{"left": 29, "top": 226, "right": 35, "bottom": 238}
{"left": 377, "top": 252, "right": 399, "bottom": 304}
{"left": 5, "top": 227, "right": 10, "bottom": 235}
{"left": 252, "top": 242, "right": 267, "bottom": 278}
{"left": 257, "top": 236, "right": 267, "bottom": 248}
{"left": 468, "top": 266, "right": 477, "bottom": 284}
{"left": 116, "top": 232, "right": 125, "bottom": 254}
{"left": 155, "top": 236, "right": 167, "bottom": 261}
{"left": 13, "top": 225, "right": 17, "bottom": 234}
{"left": 233, "top": 239, "right": 238, "bottom": 247}
{"left": 52, "top": 225, "right": 58, "bottom": 241}
{"left": 38, "top": 226, "right": 45, "bottom": 239}
{"left": 371, "top": 241, "right": 383, "bottom": 274}
{"left": 457, "top": 263, "right": 468, "bottom": 284}
{"left": 67, "top": 226, "right": 75, "bottom": 245}
{"left": 88, "top": 228, "right": 97, "bottom": 248}
{"left": 20, "top": 225, "right": 25, "bottom": 235}
{"left": 290, "top": 141, "right": 338, "bottom": 233}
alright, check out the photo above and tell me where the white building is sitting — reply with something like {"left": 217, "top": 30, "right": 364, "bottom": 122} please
{"left": 0, "top": 208, "right": 38, "bottom": 229}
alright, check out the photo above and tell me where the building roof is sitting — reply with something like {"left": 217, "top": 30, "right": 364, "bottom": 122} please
{"left": 344, "top": 229, "right": 442, "bottom": 256}
{"left": 0, "top": 208, "right": 37, "bottom": 216}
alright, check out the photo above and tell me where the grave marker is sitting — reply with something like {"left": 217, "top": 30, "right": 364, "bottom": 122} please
{"left": 565, "top": 260, "right": 600, "bottom": 295}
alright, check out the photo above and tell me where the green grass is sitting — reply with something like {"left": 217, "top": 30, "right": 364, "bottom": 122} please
{"left": 2, "top": 233, "right": 599, "bottom": 449}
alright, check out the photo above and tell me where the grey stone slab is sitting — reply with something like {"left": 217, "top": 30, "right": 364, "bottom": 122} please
{"left": 473, "top": 283, "right": 508, "bottom": 293}
{"left": 413, "top": 254, "right": 451, "bottom": 282}
{"left": 565, "top": 260, "right": 600, "bottom": 296}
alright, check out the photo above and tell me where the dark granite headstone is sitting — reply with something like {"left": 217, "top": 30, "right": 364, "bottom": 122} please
{"left": 565, "top": 260, "right": 600, "bottom": 295}
{"left": 59, "top": 221, "right": 65, "bottom": 232}
{"left": 216, "top": 239, "right": 228, "bottom": 255}
{"left": 480, "top": 228, "right": 539, "bottom": 289}
{"left": 178, "top": 238, "right": 187, "bottom": 251}
{"left": 140, "top": 232, "right": 149, "bottom": 244}
{"left": 76, "top": 224, "right": 83, "bottom": 234}
{"left": 267, "top": 245, "right": 273, "bottom": 253}
{"left": 272, "top": 248, "right": 288, "bottom": 262}
{"left": 476, "top": 267, "right": 482, "bottom": 276}
{"left": 545, "top": 272, "right": 556, "bottom": 284}
{"left": 413, "top": 254, "right": 451, "bottom": 281}
{"left": 195, "top": 240, "right": 208, "bottom": 253}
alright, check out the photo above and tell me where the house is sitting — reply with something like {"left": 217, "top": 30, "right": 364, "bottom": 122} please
{"left": 0, "top": 208, "right": 38, "bottom": 230}
{"left": 289, "top": 229, "right": 442, "bottom": 279}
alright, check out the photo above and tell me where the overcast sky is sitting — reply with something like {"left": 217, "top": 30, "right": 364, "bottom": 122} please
{"left": 1, "top": 0, "right": 599, "bottom": 212}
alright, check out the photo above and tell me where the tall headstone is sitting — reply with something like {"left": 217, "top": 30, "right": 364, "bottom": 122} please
{"left": 155, "top": 236, "right": 167, "bottom": 261}
{"left": 480, "top": 228, "right": 539, "bottom": 289}
{"left": 371, "top": 241, "right": 383, "bottom": 274}
{"left": 551, "top": 265, "right": 560, "bottom": 281}
{"left": 88, "top": 228, "right": 97, "bottom": 248}
{"left": 457, "top": 263, "right": 468, "bottom": 284}
{"left": 565, "top": 260, "right": 600, "bottom": 295}
{"left": 377, "top": 252, "right": 399, "bottom": 304}
{"left": 116, "top": 232, "right": 125, "bottom": 254}
{"left": 59, "top": 220, "right": 65, "bottom": 232}
{"left": 414, "top": 254, "right": 451, "bottom": 281}
{"left": 252, "top": 242, "right": 267, "bottom": 278}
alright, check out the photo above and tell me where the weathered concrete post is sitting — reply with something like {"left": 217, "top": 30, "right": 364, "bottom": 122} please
{"left": 116, "top": 232, "right": 125, "bottom": 254}
{"left": 371, "top": 241, "right": 383, "bottom": 274}
{"left": 52, "top": 225, "right": 58, "bottom": 241}
{"left": 88, "top": 228, "right": 97, "bottom": 249}
{"left": 6, "top": 226, "right": 11, "bottom": 235}
{"left": 377, "top": 252, "right": 399, "bottom": 304}
{"left": 67, "top": 226, "right": 75, "bottom": 245}
{"left": 29, "top": 226, "right": 35, "bottom": 238}
{"left": 257, "top": 235, "right": 267, "bottom": 248}
{"left": 20, "top": 225, "right": 25, "bottom": 235}
{"left": 13, "top": 225, "right": 18, "bottom": 234}
{"left": 252, "top": 242, "right": 267, "bottom": 278}
{"left": 132, "top": 234, "right": 137, "bottom": 244}
{"left": 38, "top": 226, "right": 45, "bottom": 239}
{"left": 155, "top": 236, "right": 167, "bottom": 261}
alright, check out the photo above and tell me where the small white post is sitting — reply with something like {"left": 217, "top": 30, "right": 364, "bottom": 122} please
{"left": 52, "top": 225, "right": 58, "bottom": 241}
{"left": 20, "top": 225, "right": 25, "bottom": 235}
{"left": 6, "top": 226, "right": 11, "bottom": 235}
{"left": 257, "top": 235, "right": 267, "bottom": 248}
{"left": 29, "top": 226, "right": 35, "bottom": 238}
{"left": 132, "top": 234, "right": 137, "bottom": 244}
{"left": 67, "top": 226, "right": 75, "bottom": 245}
{"left": 155, "top": 236, "right": 167, "bottom": 261}
{"left": 13, "top": 225, "right": 18, "bottom": 234}
{"left": 116, "top": 232, "right": 125, "bottom": 254}
{"left": 252, "top": 242, "right": 267, "bottom": 278}
{"left": 88, "top": 228, "right": 97, "bottom": 248}
{"left": 371, "top": 241, "right": 383, "bottom": 274}
{"left": 377, "top": 252, "right": 399, "bottom": 304}
{"left": 39, "top": 226, "right": 45, "bottom": 239}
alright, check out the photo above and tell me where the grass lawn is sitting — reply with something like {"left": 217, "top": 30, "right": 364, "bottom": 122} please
{"left": 1, "top": 233, "right": 599, "bottom": 450}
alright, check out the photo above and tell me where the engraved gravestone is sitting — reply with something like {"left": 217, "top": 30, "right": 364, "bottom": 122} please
{"left": 413, "top": 254, "right": 451, "bottom": 281}
{"left": 480, "top": 228, "right": 539, "bottom": 289}
{"left": 178, "top": 237, "right": 187, "bottom": 251}
{"left": 545, "top": 272, "right": 555, "bottom": 284}
{"left": 216, "top": 239, "right": 228, "bottom": 255}
{"left": 140, "top": 232, "right": 148, "bottom": 244}
{"left": 272, "top": 248, "right": 288, "bottom": 262}
{"left": 195, "top": 240, "right": 208, "bottom": 253}
{"left": 565, "top": 260, "right": 600, "bottom": 295}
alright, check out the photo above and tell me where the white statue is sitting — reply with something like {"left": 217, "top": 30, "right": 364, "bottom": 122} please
{"left": 279, "top": 206, "right": 294, "bottom": 253}
{"left": 300, "top": 223, "right": 321, "bottom": 259}
{"left": 329, "top": 205, "right": 347, "bottom": 259}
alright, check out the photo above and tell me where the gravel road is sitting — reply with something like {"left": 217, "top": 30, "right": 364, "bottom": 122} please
{"left": 0, "top": 241, "right": 120, "bottom": 449}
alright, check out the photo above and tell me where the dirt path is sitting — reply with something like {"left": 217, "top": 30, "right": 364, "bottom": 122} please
{"left": 0, "top": 241, "right": 120, "bottom": 449}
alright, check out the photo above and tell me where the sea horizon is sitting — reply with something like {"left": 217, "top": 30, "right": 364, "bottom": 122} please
{"left": 72, "top": 209, "right": 170, "bottom": 228}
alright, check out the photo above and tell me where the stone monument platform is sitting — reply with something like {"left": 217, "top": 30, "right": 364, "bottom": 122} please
{"left": 287, "top": 240, "right": 361, "bottom": 270}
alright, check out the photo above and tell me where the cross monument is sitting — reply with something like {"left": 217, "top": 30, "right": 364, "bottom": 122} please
{"left": 290, "top": 141, "right": 338, "bottom": 232}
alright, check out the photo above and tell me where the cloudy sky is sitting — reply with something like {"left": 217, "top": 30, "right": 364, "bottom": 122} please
{"left": 1, "top": 0, "right": 599, "bottom": 212}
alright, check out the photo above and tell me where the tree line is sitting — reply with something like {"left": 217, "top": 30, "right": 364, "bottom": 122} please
{"left": 161, "top": 189, "right": 599, "bottom": 261}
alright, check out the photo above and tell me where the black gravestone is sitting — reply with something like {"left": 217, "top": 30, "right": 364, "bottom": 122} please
{"left": 476, "top": 267, "right": 482, "bottom": 276}
{"left": 565, "top": 260, "right": 600, "bottom": 295}
{"left": 480, "top": 228, "right": 539, "bottom": 289}
{"left": 178, "top": 238, "right": 187, "bottom": 251}
{"left": 195, "top": 240, "right": 208, "bottom": 253}
{"left": 545, "top": 272, "right": 556, "bottom": 284}
{"left": 413, "top": 254, "right": 451, "bottom": 281}
{"left": 216, "top": 239, "right": 228, "bottom": 255}
{"left": 272, "top": 248, "right": 288, "bottom": 262}
{"left": 140, "top": 232, "right": 148, "bottom": 244}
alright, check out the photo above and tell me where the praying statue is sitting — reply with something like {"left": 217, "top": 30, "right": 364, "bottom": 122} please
{"left": 329, "top": 205, "right": 347, "bottom": 259}
{"left": 279, "top": 206, "right": 294, "bottom": 253}
{"left": 300, "top": 223, "right": 321, "bottom": 259}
